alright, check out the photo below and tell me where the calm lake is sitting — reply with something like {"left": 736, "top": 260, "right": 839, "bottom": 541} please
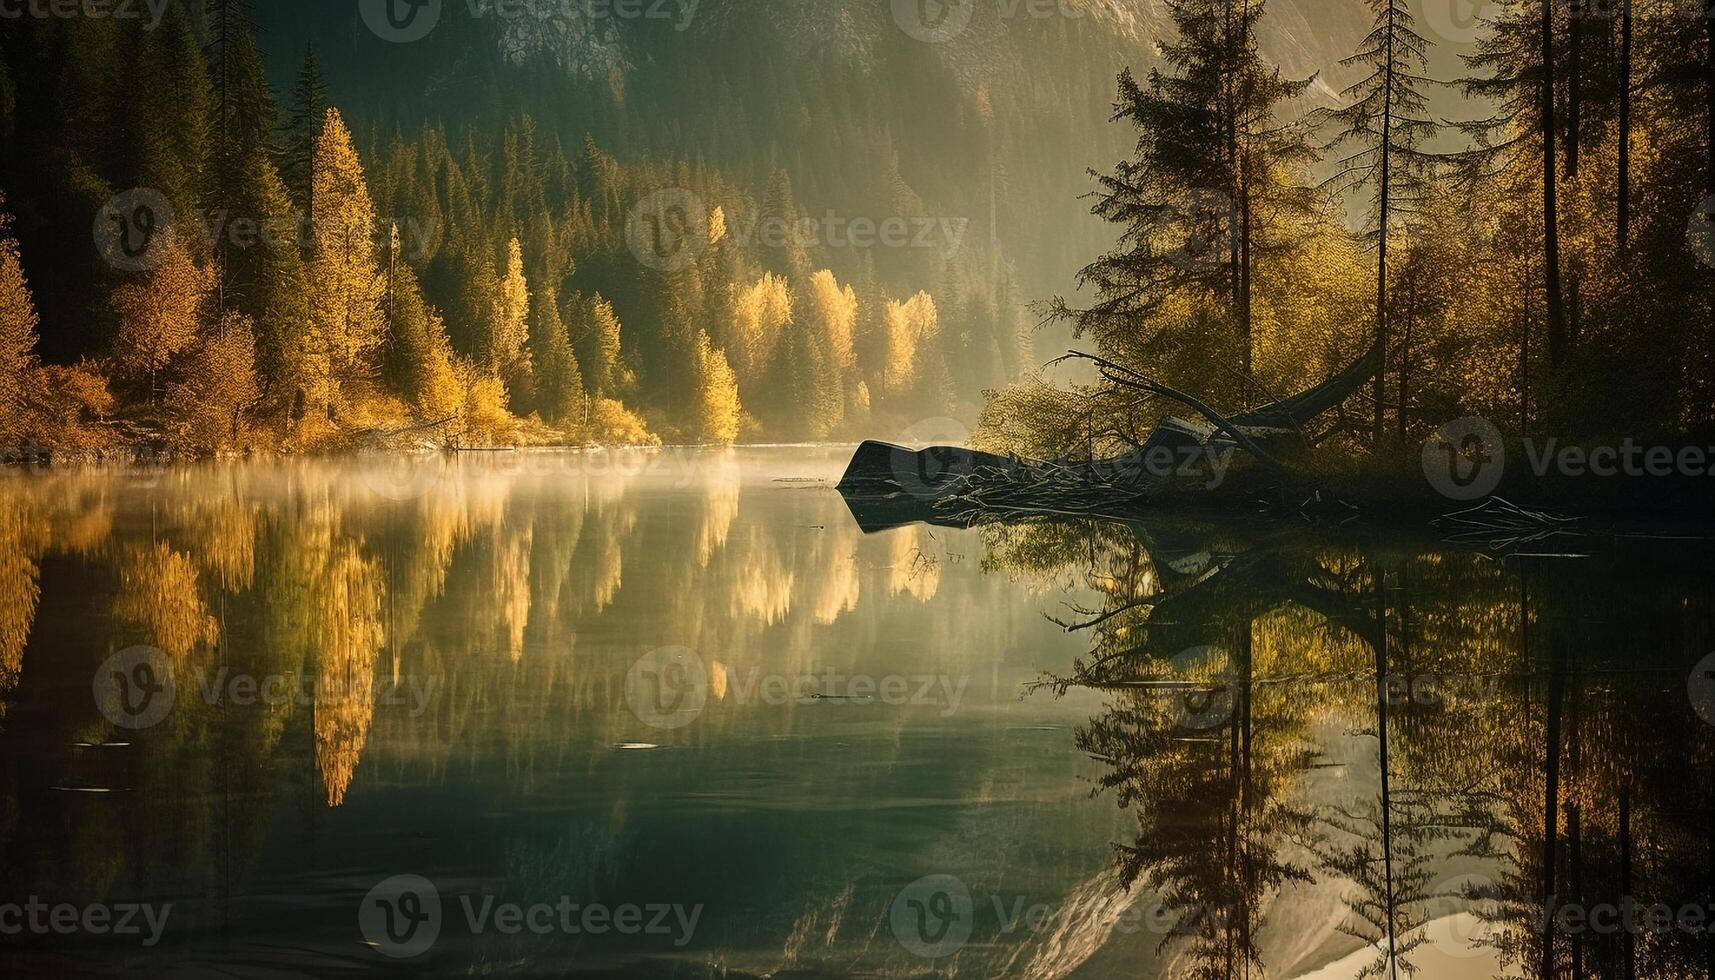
{"left": 0, "top": 447, "right": 1711, "bottom": 978}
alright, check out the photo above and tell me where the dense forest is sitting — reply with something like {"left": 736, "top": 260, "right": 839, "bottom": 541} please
{"left": 978, "top": 0, "right": 1715, "bottom": 470}
{"left": 0, "top": 0, "right": 1710, "bottom": 462}
{"left": 0, "top": 0, "right": 1095, "bottom": 452}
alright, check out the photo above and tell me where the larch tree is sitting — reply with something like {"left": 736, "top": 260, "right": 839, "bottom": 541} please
{"left": 806, "top": 269, "right": 858, "bottom": 372}
{"left": 881, "top": 291, "right": 938, "bottom": 397}
{"left": 0, "top": 200, "right": 39, "bottom": 439}
{"left": 1320, "top": 0, "right": 1440, "bottom": 445}
{"left": 692, "top": 330, "right": 741, "bottom": 444}
{"left": 1460, "top": 0, "right": 1569, "bottom": 371}
{"left": 487, "top": 238, "right": 531, "bottom": 383}
{"left": 111, "top": 237, "right": 212, "bottom": 403}
{"left": 305, "top": 107, "right": 385, "bottom": 417}
{"left": 165, "top": 310, "right": 260, "bottom": 449}
{"left": 382, "top": 242, "right": 462, "bottom": 423}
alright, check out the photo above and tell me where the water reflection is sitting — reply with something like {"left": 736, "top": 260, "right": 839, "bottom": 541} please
{"left": 972, "top": 511, "right": 1715, "bottom": 980}
{"left": 0, "top": 452, "right": 1709, "bottom": 978}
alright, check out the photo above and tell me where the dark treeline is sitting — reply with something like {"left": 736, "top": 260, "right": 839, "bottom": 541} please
{"left": 0, "top": 0, "right": 1093, "bottom": 452}
{"left": 987, "top": 0, "right": 1715, "bottom": 473}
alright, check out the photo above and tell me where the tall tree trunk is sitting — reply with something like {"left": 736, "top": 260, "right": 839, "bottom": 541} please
{"left": 1397, "top": 280, "right": 1416, "bottom": 445}
{"left": 1541, "top": 635, "right": 1565, "bottom": 978}
{"left": 1567, "top": 0, "right": 1581, "bottom": 180}
{"left": 1374, "top": 567, "right": 1399, "bottom": 979}
{"left": 1617, "top": 0, "right": 1631, "bottom": 257}
{"left": 1543, "top": 0, "right": 1568, "bottom": 370}
{"left": 1374, "top": 4, "right": 1395, "bottom": 450}
{"left": 1619, "top": 785, "right": 1633, "bottom": 980}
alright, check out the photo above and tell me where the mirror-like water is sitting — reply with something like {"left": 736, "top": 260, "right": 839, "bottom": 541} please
{"left": 0, "top": 448, "right": 1711, "bottom": 978}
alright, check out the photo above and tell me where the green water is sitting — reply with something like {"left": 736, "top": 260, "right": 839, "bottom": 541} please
{"left": 0, "top": 448, "right": 1711, "bottom": 978}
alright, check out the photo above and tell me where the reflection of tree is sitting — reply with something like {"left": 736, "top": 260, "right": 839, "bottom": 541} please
{"left": 264, "top": 503, "right": 386, "bottom": 806}
{"left": 0, "top": 489, "right": 47, "bottom": 708}
{"left": 112, "top": 541, "right": 218, "bottom": 659}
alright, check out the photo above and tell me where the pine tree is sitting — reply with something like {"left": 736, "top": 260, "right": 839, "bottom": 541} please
{"left": 280, "top": 44, "right": 329, "bottom": 216}
{"left": 487, "top": 237, "right": 531, "bottom": 381}
{"left": 304, "top": 107, "right": 385, "bottom": 417}
{"left": 382, "top": 243, "right": 461, "bottom": 423}
{"left": 568, "top": 292, "right": 625, "bottom": 399}
{"left": 202, "top": 8, "right": 309, "bottom": 400}
{"left": 1049, "top": 0, "right": 1316, "bottom": 377}
{"left": 530, "top": 285, "right": 584, "bottom": 425}
{"left": 1320, "top": 0, "right": 1440, "bottom": 444}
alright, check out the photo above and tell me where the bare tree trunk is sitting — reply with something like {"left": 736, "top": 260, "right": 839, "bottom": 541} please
{"left": 1617, "top": 0, "right": 1631, "bottom": 257}
{"left": 1374, "top": 1, "right": 1395, "bottom": 450}
{"left": 1619, "top": 785, "right": 1633, "bottom": 980}
{"left": 1542, "top": 0, "right": 1568, "bottom": 371}
{"left": 1397, "top": 280, "right": 1416, "bottom": 446}
{"left": 1540, "top": 636, "right": 1565, "bottom": 978}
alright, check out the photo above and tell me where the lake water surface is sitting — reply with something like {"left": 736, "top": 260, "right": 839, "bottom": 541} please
{"left": 0, "top": 448, "right": 1711, "bottom": 978}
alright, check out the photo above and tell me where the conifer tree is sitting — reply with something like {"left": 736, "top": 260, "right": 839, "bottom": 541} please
{"left": 487, "top": 238, "right": 531, "bottom": 382}
{"left": 1321, "top": 0, "right": 1440, "bottom": 444}
{"left": 0, "top": 199, "right": 39, "bottom": 439}
{"left": 382, "top": 245, "right": 461, "bottom": 423}
{"left": 1049, "top": 0, "right": 1316, "bottom": 376}
{"left": 530, "top": 285, "right": 584, "bottom": 426}
{"left": 280, "top": 44, "right": 329, "bottom": 216}
{"left": 111, "top": 237, "right": 212, "bottom": 403}
{"left": 304, "top": 108, "right": 385, "bottom": 417}
{"left": 691, "top": 330, "right": 740, "bottom": 444}
{"left": 568, "top": 292, "right": 624, "bottom": 399}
